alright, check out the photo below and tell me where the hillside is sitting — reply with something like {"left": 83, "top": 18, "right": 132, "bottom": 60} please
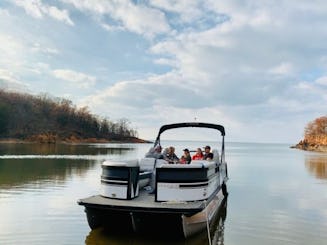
{"left": 293, "top": 116, "right": 327, "bottom": 152}
{"left": 0, "top": 90, "right": 147, "bottom": 143}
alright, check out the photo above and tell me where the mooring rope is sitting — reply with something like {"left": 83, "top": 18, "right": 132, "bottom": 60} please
{"left": 204, "top": 200, "right": 212, "bottom": 245}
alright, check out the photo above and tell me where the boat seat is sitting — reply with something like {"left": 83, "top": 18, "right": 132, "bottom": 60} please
{"left": 159, "top": 160, "right": 216, "bottom": 169}
{"left": 102, "top": 159, "right": 139, "bottom": 167}
{"left": 139, "top": 158, "right": 156, "bottom": 171}
{"left": 155, "top": 159, "right": 169, "bottom": 168}
{"left": 140, "top": 158, "right": 171, "bottom": 171}
{"left": 212, "top": 149, "right": 220, "bottom": 163}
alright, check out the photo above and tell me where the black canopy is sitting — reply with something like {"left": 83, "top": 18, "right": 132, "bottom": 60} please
{"left": 154, "top": 122, "right": 225, "bottom": 144}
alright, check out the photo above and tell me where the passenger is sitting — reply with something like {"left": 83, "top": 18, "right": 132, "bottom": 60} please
{"left": 192, "top": 148, "right": 204, "bottom": 160}
{"left": 179, "top": 148, "right": 192, "bottom": 164}
{"left": 203, "top": 145, "right": 213, "bottom": 160}
{"left": 147, "top": 145, "right": 163, "bottom": 194}
{"left": 163, "top": 146, "right": 179, "bottom": 164}
{"left": 145, "top": 145, "right": 163, "bottom": 159}
{"left": 162, "top": 147, "right": 169, "bottom": 156}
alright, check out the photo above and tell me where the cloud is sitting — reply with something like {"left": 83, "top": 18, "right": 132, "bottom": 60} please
{"left": 76, "top": 0, "right": 327, "bottom": 142}
{"left": 31, "top": 42, "right": 59, "bottom": 55}
{"left": 52, "top": 69, "right": 96, "bottom": 89}
{"left": 147, "top": 0, "right": 327, "bottom": 107}
{"left": 149, "top": 0, "right": 208, "bottom": 25}
{"left": 2, "top": 0, "right": 327, "bottom": 142}
{"left": 69, "top": 0, "right": 326, "bottom": 142}
{"left": 13, "top": 0, "right": 74, "bottom": 25}
{"left": 80, "top": 72, "right": 211, "bottom": 113}
{"left": 0, "top": 69, "right": 29, "bottom": 92}
{"left": 0, "top": 33, "right": 24, "bottom": 58}
{"left": 0, "top": 33, "right": 29, "bottom": 76}
{"left": 315, "top": 76, "right": 327, "bottom": 86}
{"left": 269, "top": 62, "right": 294, "bottom": 75}
{"left": 0, "top": 32, "right": 58, "bottom": 85}
{"left": 149, "top": 0, "right": 229, "bottom": 30}
{"left": 61, "top": 0, "right": 170, "bottom": 38}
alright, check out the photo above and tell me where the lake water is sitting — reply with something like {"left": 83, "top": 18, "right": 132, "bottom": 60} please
{"left": 0, "top": 142, "right": 327, "bottom": 245}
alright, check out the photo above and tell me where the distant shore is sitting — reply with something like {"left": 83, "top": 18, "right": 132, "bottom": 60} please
{"left": 0, "top": 137, "right": 152, "bottom": 144}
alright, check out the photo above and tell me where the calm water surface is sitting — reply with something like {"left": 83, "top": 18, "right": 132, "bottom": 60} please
{"left": 0, "top": 142, "right": 326, "bottom": 245}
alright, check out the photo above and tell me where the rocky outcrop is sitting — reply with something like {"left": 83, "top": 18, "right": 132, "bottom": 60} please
{"left": 292, "top": 139, "right": 327, "bottom": 152}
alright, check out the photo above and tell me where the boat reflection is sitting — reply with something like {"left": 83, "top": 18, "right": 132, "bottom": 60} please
{"left": 85, "top": 198, "right": 227, "bottom": 245}
{"left": 305, "top": 155, "right": 327, "bottom": 179}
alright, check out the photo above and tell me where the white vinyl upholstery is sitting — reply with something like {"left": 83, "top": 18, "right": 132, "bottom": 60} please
{"left": 212, "top": 149, "right": 220, "bottom": 163}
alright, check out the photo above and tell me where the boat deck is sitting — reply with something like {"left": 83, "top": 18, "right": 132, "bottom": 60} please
{"left": 78, "top": 189, "right": 207, "bottom": 214}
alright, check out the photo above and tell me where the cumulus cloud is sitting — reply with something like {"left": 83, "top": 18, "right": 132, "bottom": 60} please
{"left": 0, "top": 69, "right": 29, "bottom": 92}
{"left": 31, "top": 42, "right": 59, "bottom": 55}
{"left": 72, "top": 0, "right": 327, "bottom": 141}
{"left": 13, "top": 0, "right": 74, "bottom": 25}
{"left": 147, "top": 0, "right": 327, "bottom": 107}
{"left": 0, "top": 32, "right": 58, "bottom": 86}
{"left": 2, "top": 0, "right": 327, "bottom": 142}
{"left": 52, "top": 69, "right": 96, "bottom": 89}
{"left": 61, "top": 0, "right": 170, "bottom": 38}
{"left": 0, "top": 33, "right": 24, "bottom": 58}
{"left": 269, "top": 62, "right": 294, "bottom": 75}
{"left": 77, "top": 0, "right": 327, "bottom": 142}
{"left": 149, "top": 0, "right": 209, "bottom": 24}
{"left": 316, "top": 76, "right": 327, "bottom": 86}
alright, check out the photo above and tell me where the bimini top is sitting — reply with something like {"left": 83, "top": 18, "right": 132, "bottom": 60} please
{"left": 155, "top": 122, "right": 225, "bottom": 143}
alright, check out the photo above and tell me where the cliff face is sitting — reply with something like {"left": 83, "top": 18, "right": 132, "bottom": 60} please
{"left": 294, "top": 116, "right": 327, "bottom": 152}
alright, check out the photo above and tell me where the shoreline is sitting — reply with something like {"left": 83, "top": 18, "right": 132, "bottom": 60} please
{"left": 0, "top": 137, "right": 152, "bottom": 144}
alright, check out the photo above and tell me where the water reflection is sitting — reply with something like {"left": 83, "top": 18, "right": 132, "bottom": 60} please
{"left": 0, "top": 143, "right": 135, "bottom": 156}
{"left": 0, "top": 158, "right": 96, "bottom": 188}
{"left": 0, "top": 143, "right": 141, "bottom": 189}
{"left": 85, "top": 199, "right": 227, "bottom": 245}
{"left": 305, "top": 154, "right": 327, "bottom": 179}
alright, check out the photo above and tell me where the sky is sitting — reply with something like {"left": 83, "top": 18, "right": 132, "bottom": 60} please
{"left": 1, "top": 0, "right": 327, "bottom": 143}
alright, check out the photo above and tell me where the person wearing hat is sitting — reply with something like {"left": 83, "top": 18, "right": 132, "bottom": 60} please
{"left": 203, "top": 145, "right": 213, "bottom": 160}
{"left": 180, "top": 148, "right": 191, "bottom": 164}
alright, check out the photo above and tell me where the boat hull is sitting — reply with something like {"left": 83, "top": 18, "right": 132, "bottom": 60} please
{"left": 84, "top": 206, "right": 185, "bottom": 236}
{"left": 80, "top": 188, "right": 225, "bottom": 238}
{"left": 182, "top": 189, "right": 224, "bottom": 237}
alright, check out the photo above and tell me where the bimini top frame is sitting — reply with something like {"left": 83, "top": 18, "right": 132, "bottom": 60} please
{"left": 156, "top": 122, "right": 225, "bottom": 138}
{"left": 153, "top": 122, "right": 226, "bottom": 162}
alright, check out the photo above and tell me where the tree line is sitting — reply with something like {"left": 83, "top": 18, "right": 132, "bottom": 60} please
{"left": 0, "top": 89, "right": 139, "bottom": 143}
{"left": 303, "top": 116, "right": 327, "bottom": 145}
